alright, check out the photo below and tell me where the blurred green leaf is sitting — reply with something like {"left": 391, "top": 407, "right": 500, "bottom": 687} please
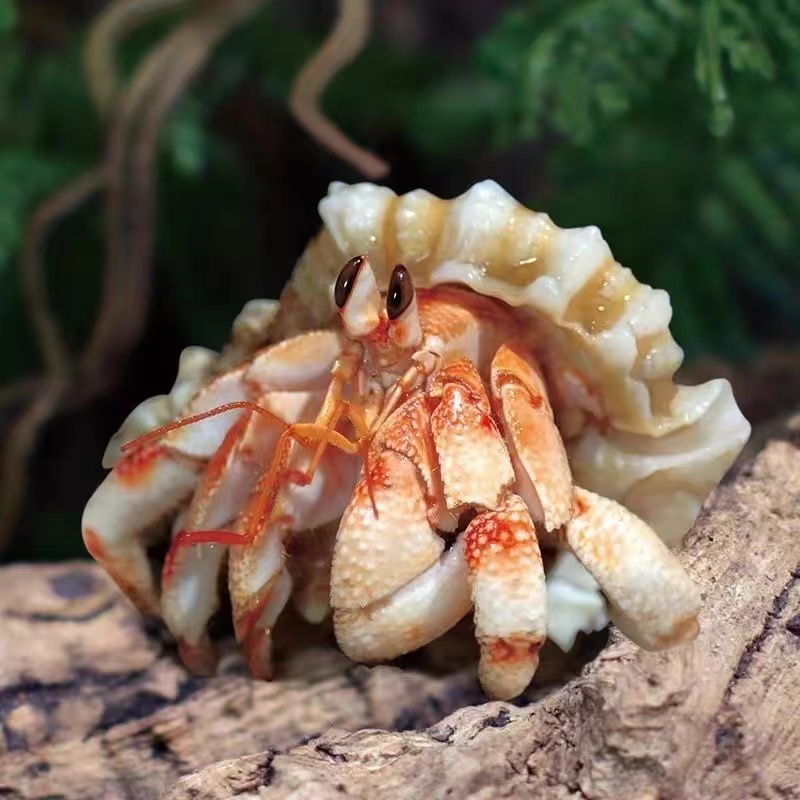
{"left": 405, "top": 75, "right": 504, "bottom": 157}
{"left": 165, "top": 100, "right": 210, "bottom": 178}
{"left": 695, "top": 0, "right": 733, "bottom": 135}
{"left": 0, "top": 0, "right": 16, "bottom": 34}
{"left": 479, "top": 1, "right": 687, "bottom": 144}
{"left": 475, "top": 0, "right": 800, "bottom": 356}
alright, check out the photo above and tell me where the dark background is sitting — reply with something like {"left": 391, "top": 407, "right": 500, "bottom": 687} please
{"left": 1, "top": 0, "right": 799, "bottom": 563}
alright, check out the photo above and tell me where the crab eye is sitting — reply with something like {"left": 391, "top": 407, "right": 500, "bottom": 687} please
{"left": 334, "top": 255, "right": 366, "bottom": 309}
{"left": 386, "top": 264, "right": 414, "bottom": 320}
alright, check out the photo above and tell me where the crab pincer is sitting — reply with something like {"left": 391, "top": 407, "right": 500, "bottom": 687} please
{"left": 490, "top": 342, "right": 574, "bottom": 533}
{"left": 564, "top": 488, "right": 701, "bottom": 650}
{"left": 334, "top": 358, "right": 548, "bottom": 700}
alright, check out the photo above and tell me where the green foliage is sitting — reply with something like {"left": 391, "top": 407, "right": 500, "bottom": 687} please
{"left": 479, "top": 0, "right": 688, "bottom": 144}
{"left": 0, "top": 25, "right": 100, "bottom": 381}
{"left": 0, "top": 150, "right": 74, "bottom": 274}
{"left": 0, "top": 0, "right": 16, "bottom": 34}
{"left": 1, "top": 0, "right": 799, "bottom": 383}
{"left": 0, "top": 41, "right": 93, "bottom": 283}
{"left": 473, "top": 0, "right": 800, "bottom": 357}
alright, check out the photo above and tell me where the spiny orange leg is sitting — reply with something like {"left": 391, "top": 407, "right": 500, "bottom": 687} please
{"left": 357, "top": 354, "right": 437, "bottom": 515}
{"left": 257, "top": 349, "right": 375, "bottom": 512}
{"left": 265, "top": 359, "right": 358, "bottom": 489}
{"left": 161, "top": 411, "right": 253, "bottom": 590}
{"left": 338, "top": 399, "right": 382, "bottom": 514}
{"left": 166, "top": 348, "right": 365, "bottom": 555}
{"left": 122, "top": 395, "right": 360, "bottom": 549}
{"left": 171, "top": 421, "right": 351, "bottom": 673}
{"left": 280, "top": 402, "right": 348, "bottom": 487}
{"left": 293, "top": 396, "right": 378, "bottom": 514}
{"left": 120, "top": 401, "right": 290, "bottom": 455}
{"left": 171, "top": 420, "right": 362, "bottom": 552}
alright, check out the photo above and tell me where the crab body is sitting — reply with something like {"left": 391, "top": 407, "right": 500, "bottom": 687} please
{"left": 83, "top": 180, "right": 750, "bottom": 699}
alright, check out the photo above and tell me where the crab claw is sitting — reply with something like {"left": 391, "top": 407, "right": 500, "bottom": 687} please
{"left": 565, "top": 487, "right": 700, "bottom": 650}
{"left": 428, "top": 359, "right": 515, "bottom": 513}
{"left": 331, "top": 449, "right": 444, "bottom": 610}
{"left": 491, "top": 342, "right": 574, "bottom": 532}
{"left": 334, "top": 536, "right": 472, "bottom": 661}
{"left": 331, "top": 391, "right": 447, "bottom": 611}
{"left": 464, "top": 494, "right": 546, "bottom": 700}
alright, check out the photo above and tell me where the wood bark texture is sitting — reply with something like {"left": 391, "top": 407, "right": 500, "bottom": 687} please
{"left": 1, "top": 414, "right": 799, "bottom": 799}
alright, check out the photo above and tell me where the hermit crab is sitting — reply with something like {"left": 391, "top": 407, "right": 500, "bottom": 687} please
{"left": 82, "top": 180, "right": 750, "bottom": 699}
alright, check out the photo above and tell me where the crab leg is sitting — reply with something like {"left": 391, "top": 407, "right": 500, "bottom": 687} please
{"left": 163, "top": 411, "right": 252, "bottom": 674}
{"left": 427, "top": 360, "right": 545, "bottom": 699}
{"left": 428, "top": 359, "right": 515, "bottom": 513}
{"left": 464, "top": 494, "right": 547, "bottom": 700}
{"left": 490, "top": 342, "right": 574, "bottom": 532}
{"left": 229, "top": 442, "right": 360, "bottom": 677}
{"left": 81, "top": 366, "right": 253, "bottom": 613}
{"left": 161, "top": 391, "right": 322, "bottom": 673}
{"left": 174, "top": 336, "right": 369, "bottom": 556}
{"left": 164, "top": 390, "right": 361, "bottom": 678}
{"left": 533, "top": 341, "right": 606, "bottom": 440}
{"left": 165, "top": 391, "right": 361, "bottom": 679}
{"left": 564, "top": 487, "right": 701, "bottom": 650}
{"left": 228, "top": 515, "right": 293, "bottom": 680}
{"left": 82, "top": 330, "right": 344, "bottom": 616}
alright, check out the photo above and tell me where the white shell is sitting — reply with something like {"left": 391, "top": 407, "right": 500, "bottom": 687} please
{"left": 546, "top": 552, "right": 609, "bottom": 651}
{"left": 102, "top": 345, "right": 218, "bottom": 468}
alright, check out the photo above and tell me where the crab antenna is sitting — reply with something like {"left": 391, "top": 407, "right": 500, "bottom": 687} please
{"left": 120, "top": 400, "right": 286, "bottom": 454}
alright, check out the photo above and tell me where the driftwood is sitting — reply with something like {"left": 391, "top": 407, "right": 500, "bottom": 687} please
{"left": 1, "top": 413, "right": 799, "bottom": 799}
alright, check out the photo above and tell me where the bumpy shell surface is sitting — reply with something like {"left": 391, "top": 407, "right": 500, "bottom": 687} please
{"left": 272, "top": 180, "right": 751, "bottom": 547}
